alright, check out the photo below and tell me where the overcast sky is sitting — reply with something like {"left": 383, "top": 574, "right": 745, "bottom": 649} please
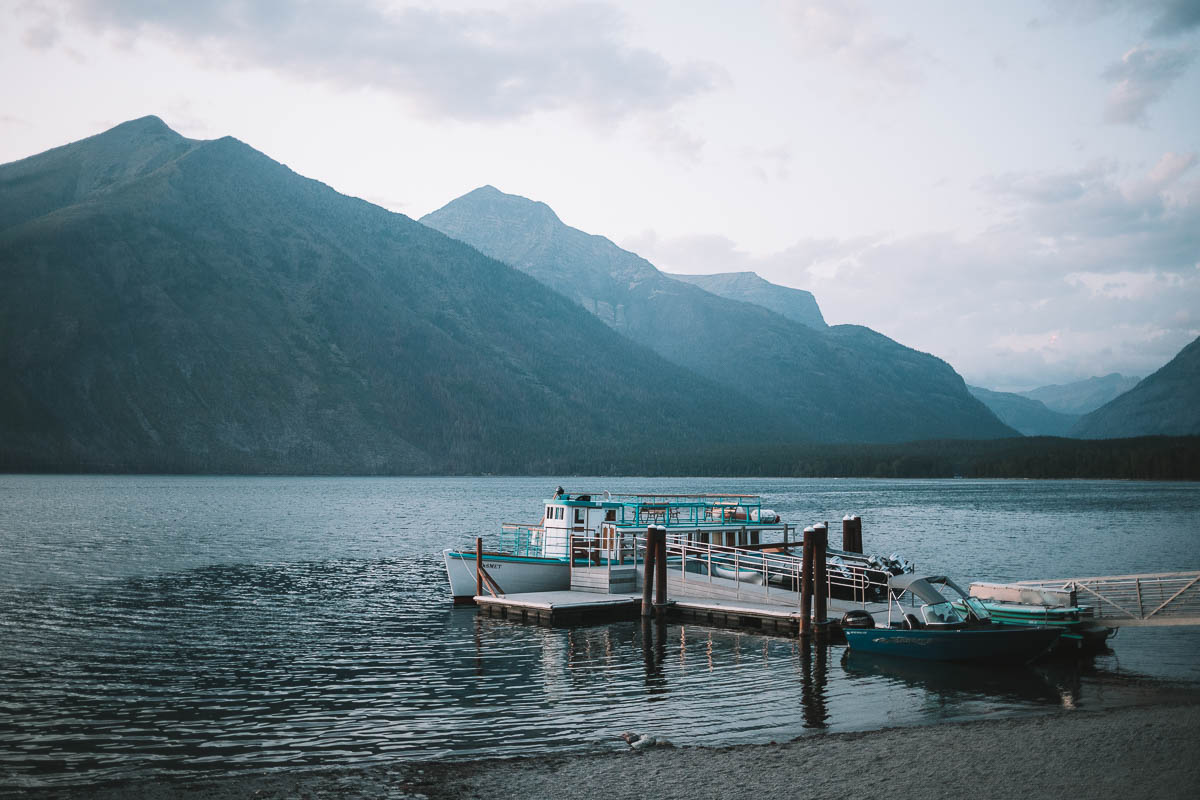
{"left": 3, "top": 0, "right": 1198, "bottom": 390}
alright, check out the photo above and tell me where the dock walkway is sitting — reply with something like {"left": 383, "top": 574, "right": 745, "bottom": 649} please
{"left": 474, "top": 588, "right": 889, "bottom": 634}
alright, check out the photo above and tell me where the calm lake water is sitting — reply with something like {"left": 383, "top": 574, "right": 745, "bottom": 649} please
{"left": 1, "top": 475, "right": 1198, "bottom": 790}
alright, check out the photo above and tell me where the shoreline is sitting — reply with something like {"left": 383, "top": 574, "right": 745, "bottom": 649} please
{"left": 15, "top": 700, "right": 1200, "bottom": 799}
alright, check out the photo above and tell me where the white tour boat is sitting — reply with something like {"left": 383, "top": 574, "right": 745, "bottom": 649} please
{"left": 443, "top": 488, "right": 907, "bottom": 603}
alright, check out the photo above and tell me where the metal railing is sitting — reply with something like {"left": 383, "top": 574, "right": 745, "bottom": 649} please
{"left": 1012, "top": 571, "right": 1200, "bottom": 626}
{"left": 569, "top": 530, "right": 891, "bottom": 609}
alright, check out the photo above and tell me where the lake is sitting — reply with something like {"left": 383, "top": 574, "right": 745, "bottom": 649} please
{"left": 1, "top": 475, "right": 1198, "bottom": 790}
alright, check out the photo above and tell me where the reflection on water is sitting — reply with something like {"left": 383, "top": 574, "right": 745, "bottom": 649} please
{"left": 1, "top": 475, "right": 1198, "bottom": 790}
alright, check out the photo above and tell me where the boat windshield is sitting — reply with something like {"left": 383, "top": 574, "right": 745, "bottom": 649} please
{"left": 921, "top": 601, "right": 967, "bottom": 625}
{"left": 963, "top": 597, "right": 991, "bottom": 621}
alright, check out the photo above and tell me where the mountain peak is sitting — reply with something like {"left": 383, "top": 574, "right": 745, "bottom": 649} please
{"left": 442, "top": 185, "right": 563, "bottom": 226}
{"left": 0, "top": 114, "right": 201, "bottom": 232}
{"left": 106, "top": 115, "right": 175, "bottom": 137}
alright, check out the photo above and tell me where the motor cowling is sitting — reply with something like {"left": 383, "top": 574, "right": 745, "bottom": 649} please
{"left": 841, "top": 610, "right": 875, "bottom": 629}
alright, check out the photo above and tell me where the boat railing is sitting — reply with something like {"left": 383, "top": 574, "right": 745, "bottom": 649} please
{"left": 495, "top": 524, "right": 572, "bottom": 558}
{"left": 607, "top": 494, "right": 768, "bottom": 528}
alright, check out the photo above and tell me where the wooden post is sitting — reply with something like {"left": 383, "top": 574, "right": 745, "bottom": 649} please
{"left": 853, "top": 515, "right": 863, "bottom": 553}
{"left": 800, "top": 526, "right": 814, "bottom": 637}
{"left": 842, "top": 515, "right": 855, "bottom": 552}
{"left": 813, "top": 523, "right": 829, "bottom": 640}
{"left": 641, "top": 526, "right": 657, "bottom": 618}
{"left": 654, "top": 524, "right": 668, "bottom": 615}
{"left": 475, "top": 536, "right": 483, "bottom": 598}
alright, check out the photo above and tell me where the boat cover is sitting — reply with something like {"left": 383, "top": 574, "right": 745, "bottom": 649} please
{"left": 888, "top": 574, "right": 970, "bottom": 605}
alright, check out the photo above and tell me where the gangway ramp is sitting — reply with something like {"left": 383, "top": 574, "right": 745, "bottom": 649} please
{"left": 1009, "top": 571, "right": 1200, "bottom": 626}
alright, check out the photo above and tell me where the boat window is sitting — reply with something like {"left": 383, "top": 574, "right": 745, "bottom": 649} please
{"left": 556, "top": 507, "right": 564, "bottom": 519}
{"left": 605, "top": 510, "right": 616, "bottom": 521}
{"left": 921, "top": 601, "right": 967, "bottom": 625}
{"left": 546, "top": 506, "right": 552, "bottom": 520}
{"left": 964, "top": 597, "right": 991, "bottom": 621}
{"left": 574, "top": 509, "right": 584, "bottom": 524}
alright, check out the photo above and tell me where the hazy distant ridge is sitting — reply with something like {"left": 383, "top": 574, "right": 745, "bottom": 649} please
{"left": 967, "top": 386, "right": 1079, "bottom": 437}
{"left": 1071, "top": 337, "right": 1200, "bottom": 439}
{"left": 1019, "top": 373, "right": 1141, "bottom": 416}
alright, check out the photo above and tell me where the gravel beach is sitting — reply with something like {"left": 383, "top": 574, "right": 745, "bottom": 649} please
{"left": 16, "top": 701, "right": 1199, "bottom": 800}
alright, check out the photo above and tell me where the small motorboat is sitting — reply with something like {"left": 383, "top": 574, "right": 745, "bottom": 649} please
{"left": 965, "top": 582, "right": 1116, "bottom": 651}
{"left": 842, "top": 574, "right": 1062, "bottom": 664}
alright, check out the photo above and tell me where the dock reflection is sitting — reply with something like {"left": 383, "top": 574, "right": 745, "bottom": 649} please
{"left": 799, "top": 641, "right": 830, "bottom": 729}
{"left": 641, "top": 617, "right": 669, "bottom": 695}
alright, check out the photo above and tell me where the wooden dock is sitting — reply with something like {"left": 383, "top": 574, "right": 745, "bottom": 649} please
{"left": 474, "top": 588, "right": 888, "bottom": 635}
{"left": 474, "top": 591, "right": 642, "bottom": 625}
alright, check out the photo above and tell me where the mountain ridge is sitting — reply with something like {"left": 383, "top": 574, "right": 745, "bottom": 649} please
{"left": 422, "top": 185, "right": 1015, "bottom": 443}
{"left": 670, "top": 271, "right": 827, "bottom": 330}
{"left": 1, "top": 118, "right": 789, "bottom": 474}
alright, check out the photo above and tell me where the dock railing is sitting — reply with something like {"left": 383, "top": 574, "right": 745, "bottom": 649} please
{"left": 1012, "top": 571, "right": 1200, "bottom": 626}
{"left": 575, "top": 530, "right": 888, "bottom": 609}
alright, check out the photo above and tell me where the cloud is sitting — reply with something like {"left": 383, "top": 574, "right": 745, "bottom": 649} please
{"left": 1102, "top": 45, "right": 1195, "bottom": 124}
{"left": 783, "top": 1, "right": 930, "bottom": 85}
{"left": 1041, "top": 0, "right": 1200, "bottom": 37}
{"left": 742, "top": 145, "right": 793, "bottom": 182}
{"left": 39, "top": 1, "right": 723, "bottom": 123}
{"left": 1146, "top": 0, "right": 1200, "bottom": 37}
{"left": 632, "top": 154, "right": 1200, "bottom": 388}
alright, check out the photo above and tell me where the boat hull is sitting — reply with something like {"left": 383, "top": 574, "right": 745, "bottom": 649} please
{"left": 843, "top": 625, "right": 1062, "bottom": 664}
{"left": 443, "top": 549, "right": 570, "bottom": 602}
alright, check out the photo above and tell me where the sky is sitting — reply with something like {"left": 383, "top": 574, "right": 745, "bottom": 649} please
{"left": 2, "top": 0, "right": 1198, "bottom": 391}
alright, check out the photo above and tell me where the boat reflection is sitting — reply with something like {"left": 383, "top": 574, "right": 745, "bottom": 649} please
{"left": 841, "top": 648, "right": 1070, "bottom": 705}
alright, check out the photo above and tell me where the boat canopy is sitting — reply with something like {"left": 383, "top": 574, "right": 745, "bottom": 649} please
{"left": 889, "top": 574, "right": 970, "bottom": 605}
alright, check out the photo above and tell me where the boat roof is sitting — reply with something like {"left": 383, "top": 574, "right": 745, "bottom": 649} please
{"left": 889, "top": 574, "right": 970, "bottom": 605}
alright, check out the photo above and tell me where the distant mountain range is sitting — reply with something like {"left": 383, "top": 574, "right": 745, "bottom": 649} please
{"left": 669, "top": 271, "right": 827, "bottom": 330}
{"left": 1072, "top": 337, "right": 1200, "bottom": 438}
{"left": 422, "top": 186, "right": 1014, "bottom": 444}
{"left": 0, "top": 117, "right": 789, "bottom": 473}
{"left": 1019, "top": 373, "right": 1141, "bottom": 415}
{"left": 966, "top": 386, "right": 1079, "bottom": 437}
{"left": 3, "top": 117, "right": 1192, "bottom": 476}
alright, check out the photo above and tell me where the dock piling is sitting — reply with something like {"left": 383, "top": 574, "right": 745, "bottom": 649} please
{"left": 654, "top": 524, "right": 668, "bottom": 616}
{"left": 813, "top": 523, "right": 829, "bottom": 640}
{"left": 800, "top": 526, "right": 814, "bottom": 637}
{"left": 641, "top": 525, "right": 657, "bottom": 618}
{"left": 475, "top": 537, "right": 483, "bottom": 598}
{"left": 852, "top": 515, "right": 863, "bottom": 553}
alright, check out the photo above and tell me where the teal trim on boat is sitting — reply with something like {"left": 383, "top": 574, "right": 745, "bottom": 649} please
{"left": 446, "top": 551, "right": 566, "bottom": 565}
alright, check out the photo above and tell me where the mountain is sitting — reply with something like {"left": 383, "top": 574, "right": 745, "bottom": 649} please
{"left": 967, "top": 386, "right": 1079, "bottom": 437}
{"left": 422, "top": 186, "right": 1014, "bottom": 443}
{"left": 1019, "top": 373, "right": 1141, "bottom": 415}
{"left": 0, "top": 117, "right": 786, "bottom": 474}
{"left": 669, "top": 271, "right": 827, "bottom": 330}
{"left": 1071, "top": 337, "right": 1200, "bottom": 439}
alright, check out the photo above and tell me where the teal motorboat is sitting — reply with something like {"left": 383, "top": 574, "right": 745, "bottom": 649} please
{"left": 964, "top": 582, "right": 1116, "bottom": 651}
{"left": 842, "top": 574, "right": 1062, "bottom": 664}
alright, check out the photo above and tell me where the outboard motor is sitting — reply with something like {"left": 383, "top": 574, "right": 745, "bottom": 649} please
{"left": 841, "top": 610, "right": 875, "bottom": 629}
